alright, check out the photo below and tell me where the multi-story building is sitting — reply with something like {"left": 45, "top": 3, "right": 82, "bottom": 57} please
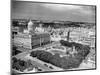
{"left": 13, "top": 19, "right": 50, "bottom": 49}
{"left": 14, "top": 33, "right": 50, "bottom": 49}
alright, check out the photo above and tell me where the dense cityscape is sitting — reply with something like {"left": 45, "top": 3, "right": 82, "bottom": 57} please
{"left": 11, "top": 0, "right": 96, "bottom": 74}
{"left": 11, "top": 18, "right": 96, "bottom": 74}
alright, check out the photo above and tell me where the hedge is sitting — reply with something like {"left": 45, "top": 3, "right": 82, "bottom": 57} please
{"left": 60, "top": 40, "right": 90, "bottom": 57}
{"left": 30, "top": 40, "right": 90, "bottom": 69}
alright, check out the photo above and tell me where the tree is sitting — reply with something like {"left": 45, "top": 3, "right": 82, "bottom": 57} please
{"left": 67, "top": 30, "right": 71, "bottom": 42}
{"left": 50, "top": 53, "right": 62, "bottom": 67}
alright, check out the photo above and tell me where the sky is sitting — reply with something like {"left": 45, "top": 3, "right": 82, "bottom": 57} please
{"left": 11, "top": 1, "right": 96, "bottom": 23}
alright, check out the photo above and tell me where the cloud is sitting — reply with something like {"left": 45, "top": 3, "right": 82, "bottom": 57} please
{"left": 42, "top": 4, "right": 82, "bottom": 11}
{"left": 42, "top": 4, "right": 95, "bottom": 15}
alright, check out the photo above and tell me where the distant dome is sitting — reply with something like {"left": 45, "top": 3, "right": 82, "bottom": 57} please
{"left": 28, "top": 20, "right": 33, "bottom": 26}
{"left": 27, "top": 19, "right": 34, "bottom": 33}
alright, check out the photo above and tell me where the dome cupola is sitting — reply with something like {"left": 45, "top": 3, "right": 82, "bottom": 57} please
{"left": 27, "top": 19, "right": 34, "bottom": 32}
